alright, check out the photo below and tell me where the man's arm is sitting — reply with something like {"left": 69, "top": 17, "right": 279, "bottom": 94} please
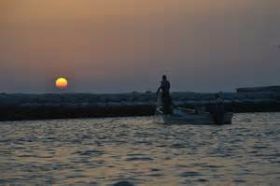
{"left": 156, "top": 87, "right": 161, "bottom": 95}
{"left": 156, "top": 81, "right": 164, "bottom": 95}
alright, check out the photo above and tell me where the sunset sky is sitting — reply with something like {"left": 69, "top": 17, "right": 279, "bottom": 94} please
{"left": 1, "top": 0, "right": 280, "bottom": 93}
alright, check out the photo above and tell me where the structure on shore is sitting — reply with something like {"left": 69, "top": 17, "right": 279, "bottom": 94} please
{"left": 237, "top": 86, "right": 280, "bottom": 93}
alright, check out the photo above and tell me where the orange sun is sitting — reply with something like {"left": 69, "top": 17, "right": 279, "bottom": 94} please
{"left": 55, "top": 77, "right": 68, "bottom": 89}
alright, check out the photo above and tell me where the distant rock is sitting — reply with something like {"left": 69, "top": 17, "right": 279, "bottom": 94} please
{"left": 112, "top": 181, "right": 134, "bottom": 186}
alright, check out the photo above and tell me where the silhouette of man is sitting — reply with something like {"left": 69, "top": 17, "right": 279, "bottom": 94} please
{"left": 156, "top": 75, "right": 172, "bottom": 114}
{"left": 212, "top": 92, "right": 225, "bottom": 124}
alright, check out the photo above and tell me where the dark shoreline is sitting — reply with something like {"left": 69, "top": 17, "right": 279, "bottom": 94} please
{"left": 0, "top": 92, "right": 280, "bottom": 121}
{"left": 0, "top": 91, "right": 279, "bottom": 121}
{"left": 0, "top": 104, "right": 154, "bottom": 121}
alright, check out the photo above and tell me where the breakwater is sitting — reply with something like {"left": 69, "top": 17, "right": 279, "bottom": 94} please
{"left": 0, "top": 91, "right": 279, "bottom": 121}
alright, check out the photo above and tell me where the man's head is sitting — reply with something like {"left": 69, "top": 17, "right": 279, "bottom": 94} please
{"left": 162, "top": 75, "right": 167, "bottom": 80}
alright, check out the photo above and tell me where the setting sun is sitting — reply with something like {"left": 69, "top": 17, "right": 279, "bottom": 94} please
{"left": 55, "top": 77, "right": 68, "bottom": 89}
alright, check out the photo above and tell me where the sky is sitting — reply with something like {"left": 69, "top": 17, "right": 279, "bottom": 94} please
{"left": 0, "top": 0, "right": 280, "bottom": 93}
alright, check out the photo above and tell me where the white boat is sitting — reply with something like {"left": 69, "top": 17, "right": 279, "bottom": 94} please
{"left": 155, "top": 93, "right": 233, "bottom": 125}
{"left": 154, "top": 109, "right": 233, "bottom": 125}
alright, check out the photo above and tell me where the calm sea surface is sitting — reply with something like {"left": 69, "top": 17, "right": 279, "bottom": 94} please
{"left": 0, "top": 113, "right": 280, "bottom": 185}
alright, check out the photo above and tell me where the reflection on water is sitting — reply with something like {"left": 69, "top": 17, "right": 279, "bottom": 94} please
{"left": 0, "top": 113, "right": 280, "bottom": 185}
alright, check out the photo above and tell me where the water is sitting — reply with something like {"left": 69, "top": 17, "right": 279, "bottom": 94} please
{"left": 0, "top": 113, "right": 280, "bottom": 185}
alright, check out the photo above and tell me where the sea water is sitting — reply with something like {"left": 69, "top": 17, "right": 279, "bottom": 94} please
{"left": 0, "top": 113, "right": 279, "bottom": 185}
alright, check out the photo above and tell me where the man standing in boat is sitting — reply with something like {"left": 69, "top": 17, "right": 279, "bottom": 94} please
{"left": 212, "top": 92, "right": 225, "bottom": 124}
{"left": 156, "top": 75, "right": 173, "bottom": 114}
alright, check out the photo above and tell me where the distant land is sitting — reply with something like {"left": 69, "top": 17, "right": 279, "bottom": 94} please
{"left": 0, "top": 86, "right": 279, "bottom": 121}
{"left": 237, "top": 86, "right": 280, "bottom": 93}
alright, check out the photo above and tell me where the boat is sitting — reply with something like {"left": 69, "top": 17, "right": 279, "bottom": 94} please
{"left": 154, "top": 109, "right": 233, "bottom": 125}
{"left": 154, "top": 93, "right": 233, "bottom": 125}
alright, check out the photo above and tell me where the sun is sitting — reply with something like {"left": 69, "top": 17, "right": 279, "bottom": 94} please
{"left": 55, "top": 77, "right": 68, "bottom": 89}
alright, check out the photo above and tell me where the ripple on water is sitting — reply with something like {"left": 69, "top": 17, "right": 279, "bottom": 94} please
{"left": 125, "top": 156, "right": 153, "bottom": 161}
{"left": 180, "top": 171, "right": 202, "bottom": 177}
{"left": 74, "top": 149, "right": 104, "bottom": 156}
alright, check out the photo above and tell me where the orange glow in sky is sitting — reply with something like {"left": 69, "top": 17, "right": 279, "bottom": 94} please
{"left": 0, "top": 0, "right": 279, "bottom": 93}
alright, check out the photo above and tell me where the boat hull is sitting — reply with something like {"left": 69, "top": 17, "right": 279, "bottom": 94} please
{"left": 154, "top": 112, "right": 233, "bottom": 125}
